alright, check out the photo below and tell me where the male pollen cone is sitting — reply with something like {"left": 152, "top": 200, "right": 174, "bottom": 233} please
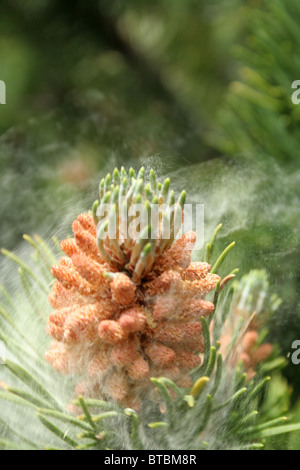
{"left": 45, "top": 168, "right": 220, "bottom": 411}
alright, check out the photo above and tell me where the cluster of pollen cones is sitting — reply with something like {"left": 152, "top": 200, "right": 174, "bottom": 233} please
{"left": 219, "top": 319, "right": 273, "bottom": 381}
{"left": 45, "top": 169, "right": 220, "bottom": 411}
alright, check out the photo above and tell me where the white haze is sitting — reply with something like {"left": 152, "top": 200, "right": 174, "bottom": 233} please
{"left": 0, "top": 152, "right": 299, "bottom": 449}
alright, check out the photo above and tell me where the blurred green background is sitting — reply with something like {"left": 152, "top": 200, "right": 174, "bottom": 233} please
{"left": 0, "top": 0, "right": 252, "bottom": 248}
{"left": 1, "top": 0, "right": 300, "bottom": 448}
